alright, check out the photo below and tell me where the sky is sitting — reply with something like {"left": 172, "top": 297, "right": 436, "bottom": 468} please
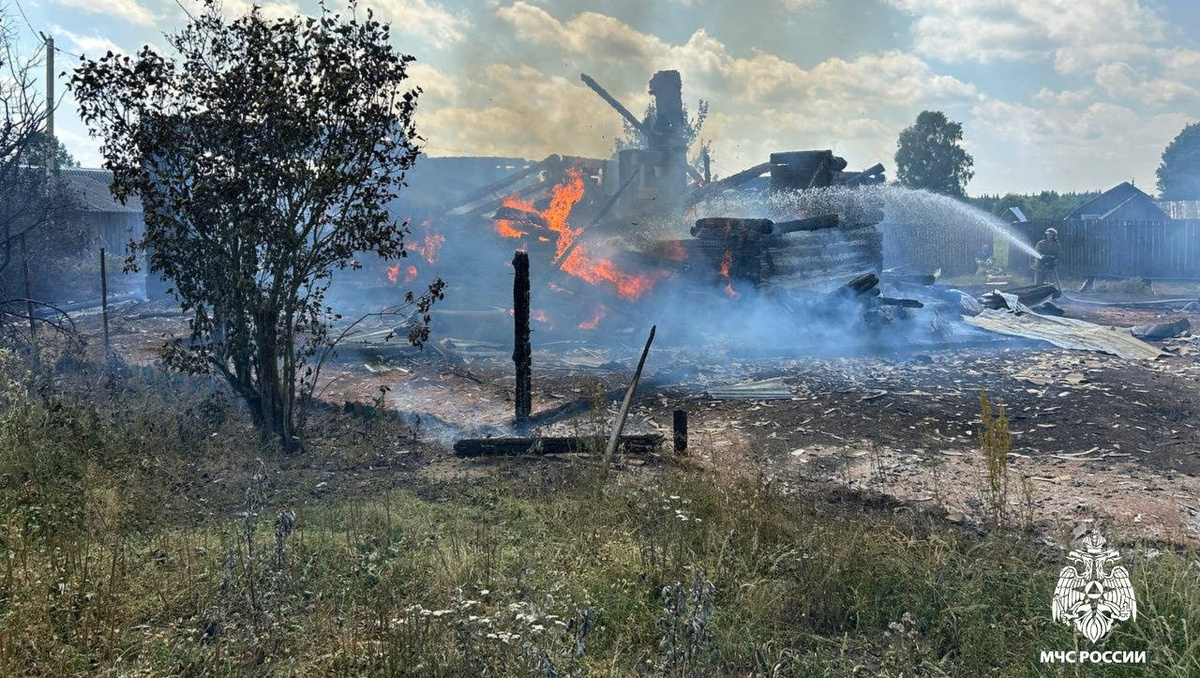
{"left": 15, "top": 0, "right": 1200, "bottom": 196}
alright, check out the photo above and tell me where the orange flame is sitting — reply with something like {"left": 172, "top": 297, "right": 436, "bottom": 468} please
{"left": 490, "top": 169, "right": 666, "bottom": 301}
{"left": 495, "top": 193, "right": 538, "bottom": 239}
{"left": 409, "top": 227, "right": 445, "bottom": 264}
{"left": 719, "top": 250, "right": 739, "bottom": 300}
{"left": 579, "top": 303, "right": 607, "bottom": 330}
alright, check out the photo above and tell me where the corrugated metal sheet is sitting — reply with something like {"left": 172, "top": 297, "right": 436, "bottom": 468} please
{"left": 963, "top": 308, "right": 1166, "bottom": 360}
{"left": 61, "top": 168, "right": 142, "bottom": 214}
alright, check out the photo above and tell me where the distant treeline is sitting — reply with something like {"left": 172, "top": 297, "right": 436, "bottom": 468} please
{"left": 965, "top": 191, "right": 1101, "bottom": 220}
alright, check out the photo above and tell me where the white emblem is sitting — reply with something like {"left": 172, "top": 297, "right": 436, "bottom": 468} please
{"left": 1052, "top": 532, "right": 1137, "bottom": 643}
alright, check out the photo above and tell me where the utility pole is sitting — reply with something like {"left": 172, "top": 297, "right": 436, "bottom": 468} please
{"left": 43, "top": 33, "right": 54, "bottom": 171}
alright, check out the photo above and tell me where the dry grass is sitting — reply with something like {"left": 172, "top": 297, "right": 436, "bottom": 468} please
{"left": 1, "top": 348, "right": 1199, "bottom": 676}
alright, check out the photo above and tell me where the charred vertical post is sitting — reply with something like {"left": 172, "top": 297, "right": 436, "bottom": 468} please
{"left": 20, "top": 234, "right": 34, "bottom": 337}
{"left": 673, "top": 409, "right": 688, "bottom": 455}
{"left": 512, "top": 250, "right": 532, "bottom": 430}
{"left": 100, "top": 247, "right": 110, "bottom": 357}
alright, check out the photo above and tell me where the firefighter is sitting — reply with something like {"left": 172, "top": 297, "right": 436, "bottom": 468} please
{"left": 1033, "top": 227, "right": 1060, "bottom": 285}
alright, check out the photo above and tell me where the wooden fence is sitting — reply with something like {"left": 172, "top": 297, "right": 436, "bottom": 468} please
{"left": 884, "top": 218, "right": 1200, "bottom": 281}
{"left": 1011, "top": 218, "right": 1200, "bottom": 280}
{"left": 880, "top": 221, "right": 987, "bottom": 276}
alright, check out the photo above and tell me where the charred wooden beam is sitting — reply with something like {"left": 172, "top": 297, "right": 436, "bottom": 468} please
{"left": 842, "top": 163, "right": 886, "bottom": 187}
{"left": 454, "top": 434, "right": 664, "bottom": 457}
{"left": 879, "top": 297, "right": 924, "bottom": 308}
{"left": 580, "top": 73, "right": 649, "bottom": 138}
{"left": 433, "top": 155, "right": 555, "bottom": 216}
{"left": 691, "top": 217, "right": 774, "bottom": 238}
{"left": 493, "top": 205, "right": 549, "bottom": 229}
{"left": 841, "top": 272, "right": 880, "bottom": 296}
{"left": 606, "top": 325, "right": 656, "bottom": 463}
{"left": 513, "top": 252, "right": 532, "bottom": 431}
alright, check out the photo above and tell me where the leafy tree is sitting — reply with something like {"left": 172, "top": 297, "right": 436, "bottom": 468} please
{"left": 895, "top": 110, "right": 974, "bottom": 198}
{"left": 71, "top": 0, "right": 441, "bottom": 451}
{"left": 28, "top": 131, "right": 79, "bottom": 168}
{"left": 1156, "top": 122, "right": 1200, "bottom": 200}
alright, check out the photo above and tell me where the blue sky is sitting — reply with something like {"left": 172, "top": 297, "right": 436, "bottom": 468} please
{"left": 17, "top": 0, "right": 1200, "bottom": 195}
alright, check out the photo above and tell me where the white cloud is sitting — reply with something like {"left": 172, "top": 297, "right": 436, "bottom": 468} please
{"left": 1094, "top": 62, "right": 1200, "bottom": 107}
{"left": 363, "top": 0, "right": 470, "bottom": 48}
{"left": 51, "top": 0, "right": 156, "bottom": 26}
{"left": 52, "top": 25, "right": 125, "bottom": 57}
{"left": 971, "top": 95, "right": 1189, "bottom": 192}
{"left": 885, "top": 0, "right": 1165, "bottom": 73}
{"left": 418, "top": 4, "right": 981, "bottom": 175}
{"left": 219, "top": 0, "right": 302, "bottom": 21}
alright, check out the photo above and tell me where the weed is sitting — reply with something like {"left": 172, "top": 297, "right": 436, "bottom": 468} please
{"left": 978, "top": 389, "right": 1012, "bottom": 530}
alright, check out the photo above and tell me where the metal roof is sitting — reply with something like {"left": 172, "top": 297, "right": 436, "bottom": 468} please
{"left": 60, "top": 167, "right": 142, "bottom": 214}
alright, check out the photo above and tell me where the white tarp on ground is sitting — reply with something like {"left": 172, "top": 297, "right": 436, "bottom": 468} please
{"left": 963, "top": 305, "right": 1167, "bottom": 361}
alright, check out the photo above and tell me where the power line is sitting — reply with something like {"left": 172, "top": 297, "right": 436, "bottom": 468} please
{"left": 10, "top": 0, "right": 38, "bottom": 41}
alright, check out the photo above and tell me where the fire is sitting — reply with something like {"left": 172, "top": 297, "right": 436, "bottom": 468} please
{"left": 543, "top": 169, "right": 585, "bottom": 258}
{"left": 719, "top": 250, "right": 740, "bottom": 300}
{"left": 408, "top": 226, "right": 445, "bottom": 264}
{"left": 489, "top": 169, "right": 667, "bottom": 301}
{"left": 579, "top": 303, "right": 607, "bottom": 330}
{"left": 495, "top": 193, "right": 538, "bottom": 239}
{"left": 561, "top": 248, "right": 665, "bottom": 301}
{"left": 659, "top": 239, "right": 688, "bottom": 262}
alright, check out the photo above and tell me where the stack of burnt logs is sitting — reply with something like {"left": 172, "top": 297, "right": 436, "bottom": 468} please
{"left": 680, "top": 150, "right": 887, "bottom": 293}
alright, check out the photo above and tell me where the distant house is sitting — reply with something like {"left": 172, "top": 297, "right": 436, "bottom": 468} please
{"left": 1065, "top": 182, "right": 1169, "bottom": 221}
{"left": 60, "top": 167, "right": 144, "bottom": 248}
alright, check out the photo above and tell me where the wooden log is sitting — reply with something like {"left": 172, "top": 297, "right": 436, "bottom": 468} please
{"left": 879, "top": 297, "right": 924, "bottom": 308}
{"left": 842, "top": 163, "right": 886, "bottom": 187}
{"left": 454, "top": 434, "right": 664, "bottom": 457}
{"left": 513, "top": 251, "right": 532, "bottom": 430}
{"left": 841, "top": 272, "right": 880, "bottom": 296}
{"left": 606, "top": 325, "right": 656, "bottom": 463}
{"left": 493, "top": 205, "right": 548, "bottom": 228}
{"left": 691, "top": 217, "right": 774, "bottom": 238}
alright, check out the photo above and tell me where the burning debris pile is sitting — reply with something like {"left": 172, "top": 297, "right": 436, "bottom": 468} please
{"left": 338, "top": 69, "right": 997, "bottom": 353}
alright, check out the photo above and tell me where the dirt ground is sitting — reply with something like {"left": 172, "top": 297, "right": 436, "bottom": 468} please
{"left": 92, "top": 287, "right": 1200, "bottom": 547}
